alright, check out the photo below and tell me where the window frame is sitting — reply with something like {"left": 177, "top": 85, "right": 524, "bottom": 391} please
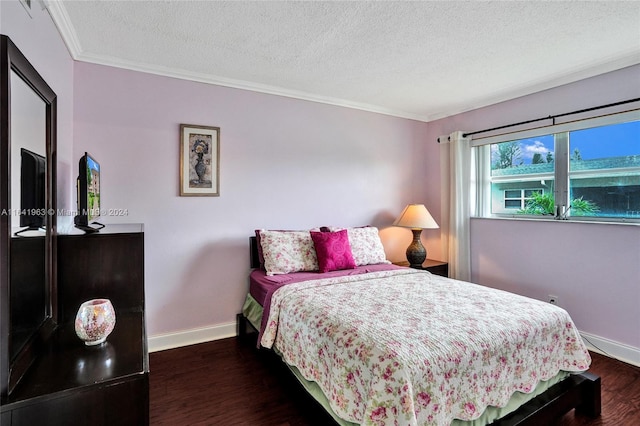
{"left": 472, "top": 109, "right": 640, "bottom": 223}
{"left": 503, "top": 188, "right": 545, "bottom": 210}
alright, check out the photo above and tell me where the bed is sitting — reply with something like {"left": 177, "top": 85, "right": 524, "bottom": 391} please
{"left": 239, "top": 228, "right": 601, "bottom": 425}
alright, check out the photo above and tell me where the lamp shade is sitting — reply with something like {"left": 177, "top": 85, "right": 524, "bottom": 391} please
{"left": 393, "top": 204, "right": 439, "bottom": 230}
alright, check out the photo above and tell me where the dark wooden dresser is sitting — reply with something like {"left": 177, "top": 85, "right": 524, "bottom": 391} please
{"left": 0, "top": 224, "right": 148, "bottom": 426}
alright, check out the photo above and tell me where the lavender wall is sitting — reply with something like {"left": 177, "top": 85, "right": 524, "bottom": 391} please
{"left": 72, "top": 62, "right": 430, "bottom": 338}
{"left": 0, "top": 1, "right": 75, "bottom": 215}
{"left": 5, "top": 0, "right": 637, "bottom": 358}
{"left": 423, "top": 65, "right": 640, "bottom": 359}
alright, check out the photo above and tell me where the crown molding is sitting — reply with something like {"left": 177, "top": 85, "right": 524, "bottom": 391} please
{"left": 45, "top": 1, "right": 640, "bottom": 125}
{"left": 75, "top": 50, "right": 430, "bottom": 122}
{"left": 63, "top": 46, "right": 640, "bottom": 125}
{"left": 45, "top": 0, "right": 83, "bottom": 58}
{"left": 42, "top": 1, "right": 428, "bottom": 122}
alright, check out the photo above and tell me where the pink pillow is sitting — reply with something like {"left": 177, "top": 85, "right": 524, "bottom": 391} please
{"left": 310, "top": 230, "right": 357, "bottom": 273}
{"left": 320, "top": 226, "right": 390, "bottom": 266}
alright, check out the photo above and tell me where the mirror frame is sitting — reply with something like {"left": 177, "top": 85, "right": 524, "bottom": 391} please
{"left": 0, "top": 35, "right": 57, "bottom": 397}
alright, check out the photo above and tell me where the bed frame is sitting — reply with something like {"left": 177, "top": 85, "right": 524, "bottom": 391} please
{"left": 240, "top": 236, "right": 601, "bottom": 425}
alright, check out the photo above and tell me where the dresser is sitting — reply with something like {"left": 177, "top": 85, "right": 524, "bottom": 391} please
{"left": 0, "top": 224, "right": 148, "bottom": 426}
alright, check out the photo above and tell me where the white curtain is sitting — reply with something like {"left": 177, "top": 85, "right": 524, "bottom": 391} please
{"left": 446, "top": 131, "right": 472, "bottom": 281}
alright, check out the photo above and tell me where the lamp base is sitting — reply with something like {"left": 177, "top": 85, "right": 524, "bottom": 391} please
{"left": 406, "top": 229, "right": 426, "bottom": 268}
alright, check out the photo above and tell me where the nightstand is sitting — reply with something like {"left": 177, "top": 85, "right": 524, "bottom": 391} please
{"left": 393, "top": 259, "right": 449, "bottom": 277}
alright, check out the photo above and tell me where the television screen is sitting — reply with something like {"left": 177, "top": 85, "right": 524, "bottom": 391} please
{"left": 19, "top": 148, "right": 46, "bottom": 230}
{"left": 74, "top": 152, "right": 102, "bottom": 231}
{"left": 85, "top": 154, "right": 100, "bottom": 222}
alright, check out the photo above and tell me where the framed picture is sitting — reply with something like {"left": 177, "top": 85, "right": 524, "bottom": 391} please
{"left": 19, "top": 0, "right": 33, "bottom": 17}
{"left": 180, "top": 124, "right": 220, "bottom": 196}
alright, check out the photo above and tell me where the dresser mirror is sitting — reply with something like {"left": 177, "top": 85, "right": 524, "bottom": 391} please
{"left": 1, "top": 35, "right": 57, "bottom": 397}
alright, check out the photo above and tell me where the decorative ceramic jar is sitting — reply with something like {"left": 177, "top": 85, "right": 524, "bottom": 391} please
{"left": 75, "top": 299, "right": 116, "bottom": 346}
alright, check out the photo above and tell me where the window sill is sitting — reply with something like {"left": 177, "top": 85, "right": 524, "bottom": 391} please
{"left": 471, "top": 215, "right": 640, "bottom": 227}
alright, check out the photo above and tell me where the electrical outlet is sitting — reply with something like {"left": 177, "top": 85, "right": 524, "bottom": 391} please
{"left": 548, "top": 295, "right": 558, "bottom": 305}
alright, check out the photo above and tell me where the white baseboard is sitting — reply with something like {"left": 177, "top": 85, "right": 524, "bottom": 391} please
{"left": 148, "top": 322, "right": 640, "bottom": 368}
{"left": 580, "top": 331, "right": 640, "bottom": 367}
{"left": 148, "top": 321, "right": 237, "bottom": 353}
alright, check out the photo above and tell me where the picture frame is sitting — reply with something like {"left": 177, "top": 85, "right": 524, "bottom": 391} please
{"left": 180, "top": 124, "right": 220, "bottom": 196}
{"left": 19, "top": 0, "right": 33, "bottom": 18}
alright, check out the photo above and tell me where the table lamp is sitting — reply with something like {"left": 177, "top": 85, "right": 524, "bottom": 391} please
{"left": 393, "top": 204, "right": 439, "bottom": 268}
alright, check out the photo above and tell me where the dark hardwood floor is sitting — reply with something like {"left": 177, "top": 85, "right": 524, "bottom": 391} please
{"left": 149, "top": 335, "right": 640, "bottom": 425}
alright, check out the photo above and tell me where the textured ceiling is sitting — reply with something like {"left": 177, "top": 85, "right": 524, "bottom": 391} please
{"left": 47, "top": 1, "right": 640, "bottom": 122}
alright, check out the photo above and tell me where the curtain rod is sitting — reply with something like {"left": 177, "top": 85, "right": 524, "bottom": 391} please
{"left": 453, "top": 98, "right": 640, "bottom": 140}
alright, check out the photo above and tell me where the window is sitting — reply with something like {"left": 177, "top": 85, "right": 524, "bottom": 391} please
{"left": 489, "top": 134, "right": 555, "bottom": 215}
{"left": 568, "top": 121, "right": 640, "bottom": 218}
{"left": 475, "top": 110, "right": 640, "bottom": 222}
{"left": 503, "top": 189, "right": 543, "bottom": 210}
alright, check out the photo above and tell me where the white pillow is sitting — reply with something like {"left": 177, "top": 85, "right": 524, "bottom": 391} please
{"left": 327, "top": 226, "right": 390, "bottom": 266}
{"left": 259, "top": 230, "right": 319, "bottom": 276}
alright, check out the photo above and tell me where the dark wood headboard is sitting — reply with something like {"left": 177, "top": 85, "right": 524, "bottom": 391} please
{"left": 250, "top": 236, "right": 259, "bottom": 269}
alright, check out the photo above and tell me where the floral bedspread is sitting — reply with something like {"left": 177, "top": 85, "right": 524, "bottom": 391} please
{"left": 260, "top": 269, "right": 591, "bottom": 425}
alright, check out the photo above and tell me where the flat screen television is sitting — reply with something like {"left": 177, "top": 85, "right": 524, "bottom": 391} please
{"left": 18, "top": 148, "right": 46, "bottom": 232}
{"left": 74, "top": 152, "right": 104, "bottom": 232}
